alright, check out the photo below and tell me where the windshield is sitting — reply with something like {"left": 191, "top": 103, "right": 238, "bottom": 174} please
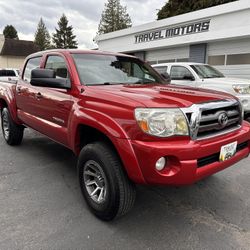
{"left": 72, "top": 53, "right": 164, "bottom": 85}
{"left": 190, "top": 65, "right": 225, "bottom": 79}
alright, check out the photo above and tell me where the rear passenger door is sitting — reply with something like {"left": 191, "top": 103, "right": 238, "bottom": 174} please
{"left": 170, "top": 66, "right": 196, "bottom": 87}
{"left": 16, "top": 56, "right": 42, "bottom": 123}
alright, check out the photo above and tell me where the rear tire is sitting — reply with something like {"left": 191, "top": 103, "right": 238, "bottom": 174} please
{"left": 77, "top": 141, "right": 136, "bottom": 221}
{"left": 1, "top": 107, "right": 24, "bottom": 145}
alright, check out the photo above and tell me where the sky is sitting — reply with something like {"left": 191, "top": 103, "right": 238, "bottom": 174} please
{"left": 0, "top": 0, "right": 167, "bottom": 49}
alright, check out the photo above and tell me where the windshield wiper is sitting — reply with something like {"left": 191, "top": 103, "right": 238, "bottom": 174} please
{"left": 132, "top": 80, "right": 156, "bottom": 84}
{"left": 103, "top": 82, "right": 122, "bottom": 85}
{"left": 87, "top": 82, "right": 122, "bottom": 86}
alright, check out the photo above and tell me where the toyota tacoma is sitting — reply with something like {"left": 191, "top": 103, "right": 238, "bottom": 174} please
{"left": 0, "top": 50, "right": 250, "bottom": 221}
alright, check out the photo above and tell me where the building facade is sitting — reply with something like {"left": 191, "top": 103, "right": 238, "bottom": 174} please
{"left": 0, "top": 34, "right": 38, "bottom": 69}
{"left": 96, "top": 0, "right": 250, "bottom": 79}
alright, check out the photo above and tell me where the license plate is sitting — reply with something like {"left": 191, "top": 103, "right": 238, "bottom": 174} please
{"left": 219, "top": 141, "right": 237, "bottom": 162}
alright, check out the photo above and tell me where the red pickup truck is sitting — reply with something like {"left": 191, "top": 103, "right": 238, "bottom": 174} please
{"left": 0, "top": 50, "right": 250, "bottom": 220}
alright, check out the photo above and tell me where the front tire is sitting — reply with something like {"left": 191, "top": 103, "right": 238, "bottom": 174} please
{"left": 77, "top": 142, "right": 136, "bottom": 221}
{"left": 1, "top": 107, "right": 24, "bottom": 145}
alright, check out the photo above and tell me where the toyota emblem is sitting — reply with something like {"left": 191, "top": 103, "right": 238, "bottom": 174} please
{"left": 218, "top": 112, "right": 228, "bottom": 127}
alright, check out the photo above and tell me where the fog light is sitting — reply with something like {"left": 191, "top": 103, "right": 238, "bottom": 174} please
{"left": 155, "top": 157, "right": 166, "bottom": 171}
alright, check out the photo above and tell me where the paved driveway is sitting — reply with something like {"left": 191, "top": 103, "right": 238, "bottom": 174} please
{"left": 0, "top": 129, "right": 249, "bottom": 250}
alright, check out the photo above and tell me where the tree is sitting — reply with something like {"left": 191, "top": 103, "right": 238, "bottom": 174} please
{"left": 34, "top": 18, "right": 51, "bottom": 51}
{"left": 3, "top": 25, "right": 19, "bottom": 39}
{"left": 157, "top": 0, "right": 237, "bottom": 20}
{"left": 98, "top": 0, "right": 132, "bottom": 34}
{"left": 52, "top": 14, "right": 78, "bottom": 49}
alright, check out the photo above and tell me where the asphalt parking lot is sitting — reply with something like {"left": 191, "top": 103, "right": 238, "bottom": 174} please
{"left": 0, "top": 129, "right": 250, "bottom": 250}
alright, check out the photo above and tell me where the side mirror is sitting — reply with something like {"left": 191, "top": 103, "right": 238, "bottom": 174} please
{"left": 30, "top": 69, "right": 71, "bottom": 89}
{"left": 183, "top": 75, "right": 195, "bottom": 81}
{"left": 161, "top": 73, "right": 171, "bottom": 83}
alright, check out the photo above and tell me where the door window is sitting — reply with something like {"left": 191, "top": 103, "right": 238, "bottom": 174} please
{"left": 154, "top": 66, "right": 168, "bottom": 74}
{"left": 170, "top": 66, "right": 193, "bottom": 80}
{"left": 23, "top": 57, "right": 41, "bottom": 82}
{"left": 45, "top": 55, "right": 69, "bottom": 80}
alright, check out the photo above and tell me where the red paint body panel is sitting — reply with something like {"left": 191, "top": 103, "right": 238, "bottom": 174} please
{"left": 0, "top": 49, "right": 250, "bottom": 186}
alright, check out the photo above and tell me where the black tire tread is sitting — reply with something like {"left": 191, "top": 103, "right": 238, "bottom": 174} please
{"left": 98, "top": 142, "right": 136, "bottom": 218}
{"left": 1, "top": 107, "right": 24, "bottom": 145}
{"left": 78, "top": 141, "right": 136, "bottom": 220}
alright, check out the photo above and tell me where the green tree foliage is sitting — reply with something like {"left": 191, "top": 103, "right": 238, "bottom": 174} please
{"left": 98, "top": 0, "right": 132, "bottom": 34}
{"left": 157, "top": 0, "right": 237, "bottom": 20}
{"left": 52, "top": 14, "right": 78, "bottom": 49}
{"left": 3, "top": 25, "right": 19, "bottom": 39}
{"left": 34, "top": 18, "right": 51, "bottom": 51}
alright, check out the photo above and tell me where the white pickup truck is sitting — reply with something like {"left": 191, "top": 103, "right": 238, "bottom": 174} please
{"left": 152, "top": 62, "right": 250, "bottom": 121}
{"left": 0, "top": 68, "right": 19, "bottom": 82}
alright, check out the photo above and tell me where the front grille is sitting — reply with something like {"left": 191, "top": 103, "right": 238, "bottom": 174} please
{"left": 197, "top": 104, "right": 241, "bottom": 139}
{"left": 197, "top": 141, "right": 249, "bottom": 168}
{"left": 182, "top": 100, "right": 242, "bottom": 140}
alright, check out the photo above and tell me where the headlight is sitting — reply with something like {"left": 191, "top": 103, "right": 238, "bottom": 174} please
{"left": 134, "top": 108, "right": 189, "bottom": 137}
{"left": 233, "top": 85, "right": 250, "bottom": 94}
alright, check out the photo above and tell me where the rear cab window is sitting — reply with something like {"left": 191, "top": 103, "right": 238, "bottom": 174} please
{"left": 23, "top": 57, "right": 42, "bottom": 82}
{"left": 0, "top": 70, "right": 16, "bottom": 77}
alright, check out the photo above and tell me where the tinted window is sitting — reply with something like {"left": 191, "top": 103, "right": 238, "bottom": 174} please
{"left": 170, "top": 66, "right": 193, "bottom": 80}
{"left": 72, "top": 54, "right": 164, "bottom": 85}
{"left": 0, "top": 70, "right": 16, "bottom": 77}
{"left": 154, "top": 66, "right": 168, "bottom": 74}
{"left": 227, "top": 53, "right": 250, "bottom": 65}
{"left": 0, "top": 70, "right": 6, "bottom": 77}
{"left": 45, "top": 56, "right": 69, "bottom": 79}
{"left": 23, "top": 57, "right": 41, "bottom": 82}
{"left": 208, "top": 55, "right": 225, "bottom": 66}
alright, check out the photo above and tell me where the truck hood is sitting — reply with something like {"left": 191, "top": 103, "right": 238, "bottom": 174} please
{"left": 205, "top": 77, "right": 250, "bottom": 85}
{"left": 88, "top": 84, "right": 236, "bottom": 108}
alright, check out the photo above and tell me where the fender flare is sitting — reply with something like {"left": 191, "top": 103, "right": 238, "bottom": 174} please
{"left": 69, "top": 108, "right": 146, "bottom": 184}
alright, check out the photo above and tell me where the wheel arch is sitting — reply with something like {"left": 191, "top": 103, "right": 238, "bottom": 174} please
{"left": 73, "top": 123, "right": 146, "bottom": 184}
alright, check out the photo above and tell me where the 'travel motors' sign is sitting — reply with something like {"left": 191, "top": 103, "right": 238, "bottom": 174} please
{"left": 134, "top": 20, "right": 210, "bottom": 44}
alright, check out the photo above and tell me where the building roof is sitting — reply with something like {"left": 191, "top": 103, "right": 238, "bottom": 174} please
{"left": 0, "top": 38, "right": 39, "bottom": 57}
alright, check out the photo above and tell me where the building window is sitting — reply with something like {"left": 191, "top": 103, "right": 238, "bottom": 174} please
{"left": 208, "top": 55, "right": 225, "bottom": 65}
{"left": 148, "top": 61, "right": 157, "bottom": 65}
{"left": 227, "top": 53, "right": 250, "bottom": 65}
{"left": 176, "top": 58, "right": 189, "bottom": 62}
{"left": 158, "top": 59, "right": 175, "bottom": 64}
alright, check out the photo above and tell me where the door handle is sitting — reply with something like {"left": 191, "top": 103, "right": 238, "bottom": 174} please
{"left": 17, "top": 87, "right": 21, "bottom": 94}
{"left": 36, "top": 92, "right": 43, "bottom": 99}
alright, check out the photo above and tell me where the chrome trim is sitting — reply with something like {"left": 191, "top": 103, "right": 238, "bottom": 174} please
{"left": 181, "top": 99, "right": 242, "bottom": 140}
{"left": 196, "top": 125, "right": 241, "bottom": 141}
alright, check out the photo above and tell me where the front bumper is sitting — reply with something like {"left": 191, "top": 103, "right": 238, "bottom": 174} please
{"left": 129, "top": 122, "right": 250, "bottom": 186}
